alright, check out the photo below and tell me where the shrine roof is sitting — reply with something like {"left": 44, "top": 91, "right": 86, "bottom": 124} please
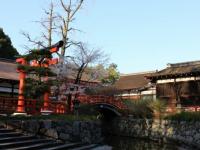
{"left": 146, "top": 60, "right": 200, "bottom": 80}
{"left": 114, "top": 71, "right": 154, "bottom": 91}
{"left": 0, "top": 58, "right": 19, "bottom": 81}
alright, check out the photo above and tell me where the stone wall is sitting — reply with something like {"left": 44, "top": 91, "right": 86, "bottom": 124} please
{"left": 2, "top": 120, "right": 102, "bottom": 144}
{"left": 108, "top": 118, "right": 200, "bottom": 149}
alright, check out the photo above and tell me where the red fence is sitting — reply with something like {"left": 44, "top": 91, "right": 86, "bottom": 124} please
{"left": 0, "top": 97, "right": 17, "bottom": 114}
{"left": 0, "top": 97, "right": 67, "bottom": 115}
{"left": 181, "top": 106, "right": 200, "bottom": 112}
{"left": 1, "top": 96, "right": 200, "bottom": 115}
{"left": 0, "top": 95, "right": 126, "bottom": 115}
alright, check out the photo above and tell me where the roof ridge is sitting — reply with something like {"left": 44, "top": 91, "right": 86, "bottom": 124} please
{"left": 0, "top": 58, "right": 16, "bottom": 63}
{"left": 167, "top": 60, "right": 200, "bottom": 68}
{"left": 120, "top": 71, "right": 156, "bottom": 76}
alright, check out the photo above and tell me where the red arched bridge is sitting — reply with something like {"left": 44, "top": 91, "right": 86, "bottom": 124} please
{"left": 78, "top": 95, "right": 126, "bottom": 109}
{"left": 0, "top": 95, "right": 126, "bottom": 115}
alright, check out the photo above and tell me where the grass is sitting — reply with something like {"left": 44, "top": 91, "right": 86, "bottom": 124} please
{"left": 165, "top": 111, "right": 200, "bottom": 121}
{"left": 0, "top": 114, "right": 98, "bottom": 122}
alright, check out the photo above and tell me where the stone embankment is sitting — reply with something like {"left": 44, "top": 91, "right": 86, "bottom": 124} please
{"left": 108, "top": 118, "right": 200, "bottom": 149}
{"left": 3, "top": 120, "right": 102, "bottom": 144}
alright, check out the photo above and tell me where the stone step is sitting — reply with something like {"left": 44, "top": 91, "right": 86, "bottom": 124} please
{"left": 0, "top": 132, "right": 23, "bottom": 138}
{"left": 7, "top": 141, "right": 58, "bottom": 150}
{"left": 0, "top": 135, "right": 36, "bottom": 143}
{"left": 0, "top": 126, "right": 102, "bottom": 150}
{"left": 0, "top": 128, "right": 14, "bottom": 133}
{"left": 90, "top": 145, "right": 112, "bottom": 150}
{"left": 40, "top": 142, "right": 84, "bottom": 150}
{"left": 69, "top": 144, "right": 98, "bottom": 150}
{"left": 0, "top": 139, "right": 52, "bottom": 148}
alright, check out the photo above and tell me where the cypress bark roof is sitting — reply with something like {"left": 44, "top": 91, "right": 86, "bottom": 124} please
{"left": 114, "top": 72, "right": 153, "bottom": 91}
{"left": 0, "top": 59, "right": 19, "bottom": 81}
{"left": 147, "top": 60, "right": 200, "bottom": 80}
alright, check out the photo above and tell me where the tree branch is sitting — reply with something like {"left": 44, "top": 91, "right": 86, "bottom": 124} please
{"left": 21, "top": 31, "right": 46, "bottom": 48}
{"left": 69, "top": 0, "right": 84, "bottom": 20}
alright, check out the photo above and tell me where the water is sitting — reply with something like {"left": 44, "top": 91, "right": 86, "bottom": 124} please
{"left": 101, "top": 136, "right": 192, "bottom": 150}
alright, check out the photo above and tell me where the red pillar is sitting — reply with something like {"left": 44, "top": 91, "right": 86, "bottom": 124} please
{"left": 15, "top": 58, "right": 26, "bottom": 114}
{"left": 41, "top": 58, "right": 58, "bottom": 114}
{"left": 16, "top": 72, "right": 26, "bottom": 113}
{"left": 43, "top": 92, "right": 49, "bottom": 111}
{"left": 41, "top": 69, "right": 51, "bottom": 113}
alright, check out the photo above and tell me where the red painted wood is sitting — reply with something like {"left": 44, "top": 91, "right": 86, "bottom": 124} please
{"left": 16, "top": 58, "right": 26, "bottom": 113}
{"left": 0, "top": 97, "right": 67, "bottom": 115}
{"left": 77, "top": 95, "right": 127, "bottom": 109}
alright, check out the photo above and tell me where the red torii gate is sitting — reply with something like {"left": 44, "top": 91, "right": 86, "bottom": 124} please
{"left": 14, "top": 41, "right": 63, "bottom": 115}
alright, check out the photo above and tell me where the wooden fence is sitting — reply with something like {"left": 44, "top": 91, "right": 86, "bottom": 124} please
{"left": 0, "top": 97, "right": 67, "bottom": 115}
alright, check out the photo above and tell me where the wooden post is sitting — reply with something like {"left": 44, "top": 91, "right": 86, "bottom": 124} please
{"left": 41, "top": 62, "right": 51, "bottom": 114}
{"left": 14, "top": 58, "right": 27, "bottom": 115}
{"left": 43, "top": 92, "right": 50, "bottom": 111}
{"left": 41, "top": 57, "right": 59, "bottom": 115}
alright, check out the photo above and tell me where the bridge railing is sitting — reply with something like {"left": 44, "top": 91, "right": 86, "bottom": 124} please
{"left": 49, "top": 101, "right": 67, "bottom": 114}
{"left": 77, "top": 95, "right": 127, "bottom": 109}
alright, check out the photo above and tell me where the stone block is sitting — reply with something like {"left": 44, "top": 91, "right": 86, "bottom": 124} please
{"left": 45, "top": 128, "right": 58, "bottom": 139}
{"left": 59, "top": 133, "right": 70, "bottom": 141}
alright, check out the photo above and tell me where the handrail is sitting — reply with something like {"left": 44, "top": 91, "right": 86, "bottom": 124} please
{"left": 77, "top": 94, "right": 127, "bottom": 109}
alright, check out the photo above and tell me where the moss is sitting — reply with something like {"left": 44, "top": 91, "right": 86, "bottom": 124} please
{"left": 0, "top": 114, "right": 98, "bottom": 122}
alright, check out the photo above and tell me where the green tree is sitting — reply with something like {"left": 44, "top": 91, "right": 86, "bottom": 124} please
{"left": 0, "top": 28, "right": 19, "bottom": 60}
{"left": 17, "top": 44, "right": 59, "bottom": 98}
{"left": 101, "top": 63, "right": 120, "bottom": 85}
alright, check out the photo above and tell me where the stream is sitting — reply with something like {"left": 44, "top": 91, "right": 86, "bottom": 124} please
{"left": 97, "top": 135, "right": 193, "bottom": 150}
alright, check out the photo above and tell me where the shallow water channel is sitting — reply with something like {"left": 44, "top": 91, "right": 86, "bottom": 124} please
{"left": 102, "top": 136, "right": 192, "bottom": 150}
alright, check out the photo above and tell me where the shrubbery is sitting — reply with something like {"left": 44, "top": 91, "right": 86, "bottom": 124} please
{"left": 122, "top": 99, "right": 153, "bottom": 118}
{"left": 0, "top": 114, "right": 97, "bottom": 121}
{"left": 122, "top": 99, "right": 166, "bottom": 119}
{"left": 165, "top": 111, "right": 200, "bottom": 121}
{"left": 122, "top": 98, "right": 200, "bottom": 121}
{"left": 78, "top": 104, "right": 99, "bottom": 116}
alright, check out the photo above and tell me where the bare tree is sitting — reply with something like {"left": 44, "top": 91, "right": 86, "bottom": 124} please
{"left": 41, "top": 2, "right": 56, "bottom": 48}
{"left": 70, "top": 42, "right": 108, "bottom": 84}
{"left": 22, "top": 1, "right": 57, "bottom": 49}
{"left": 58, "top": 42, "right": 109, "bottom": 112}
{"left": 58, "top": 0, "right": 84, "bottom": 57}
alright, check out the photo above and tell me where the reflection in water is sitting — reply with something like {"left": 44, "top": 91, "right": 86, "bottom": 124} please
{"left": 104, "top": 136, "right": 191, "bottom": 150}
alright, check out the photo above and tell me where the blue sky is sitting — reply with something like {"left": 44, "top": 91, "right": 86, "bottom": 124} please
{"left": 1, "top": 0, "right": 200, "bottom": 73}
